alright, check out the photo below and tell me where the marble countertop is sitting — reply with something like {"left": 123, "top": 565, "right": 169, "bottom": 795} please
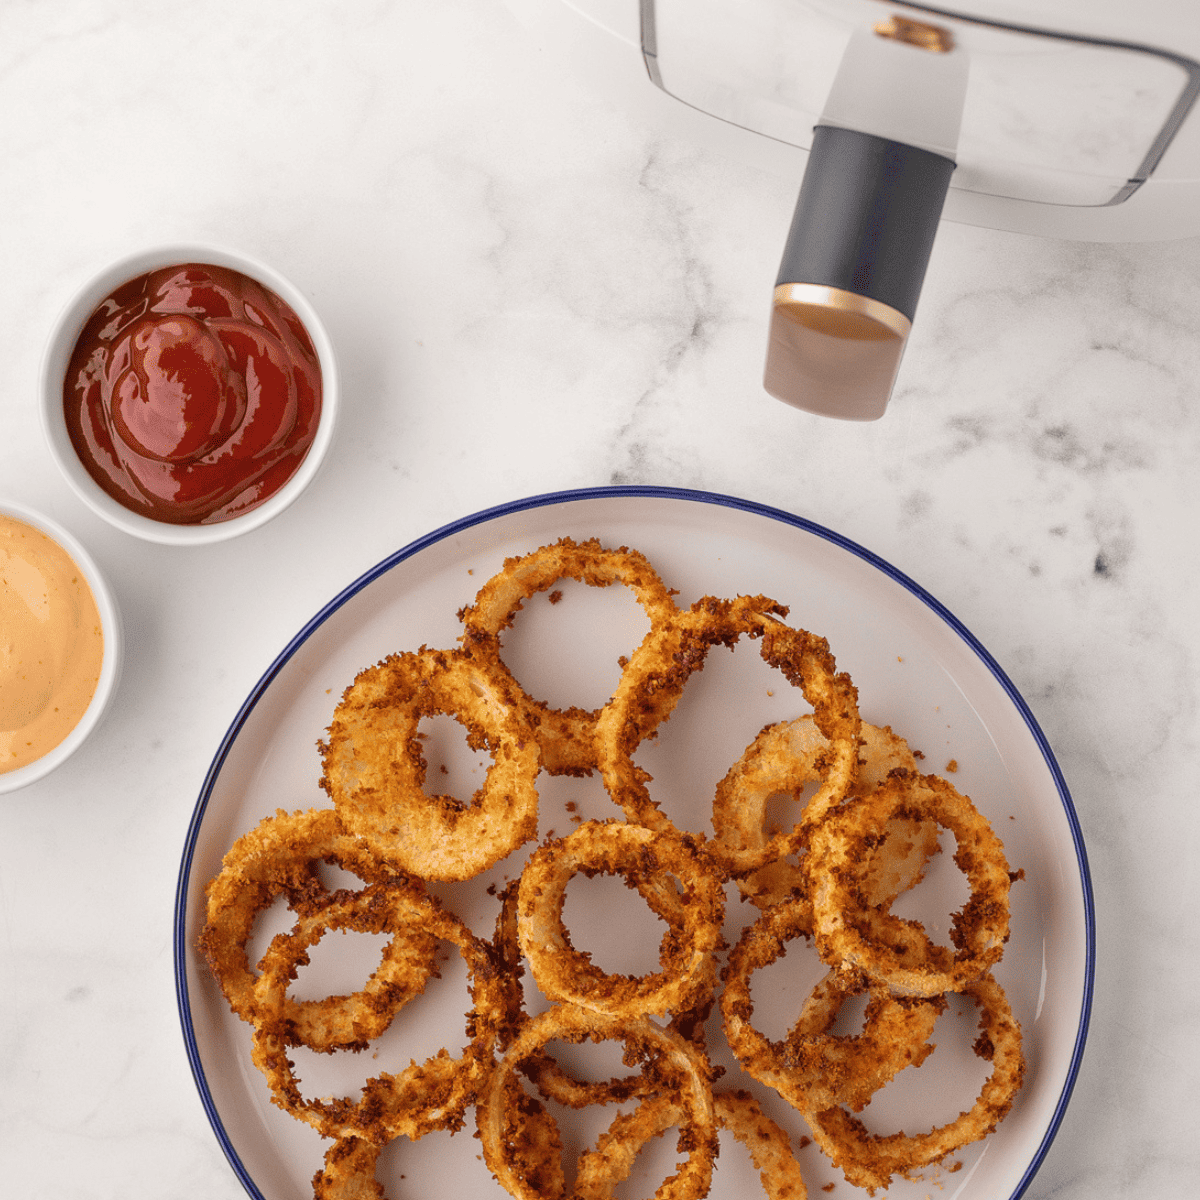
{"left": 1, "top": 3, "right": 1196, "bottom": 1197}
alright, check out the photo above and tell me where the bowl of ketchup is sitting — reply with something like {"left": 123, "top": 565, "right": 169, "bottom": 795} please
{"left": 40, "top": 244, "right": 338, "bottom": 544}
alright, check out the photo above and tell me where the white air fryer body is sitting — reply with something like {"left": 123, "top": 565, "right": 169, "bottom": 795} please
{"left": 506, "top": 1, "right": 1200, "bottom": 417}
{"left": 509, "top": 0, "right": 1200, "bottom": 241}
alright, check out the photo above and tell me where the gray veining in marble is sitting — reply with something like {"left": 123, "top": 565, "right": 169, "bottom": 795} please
{"left": 1, "top": 3, "right": 1198, "bottom": 1198}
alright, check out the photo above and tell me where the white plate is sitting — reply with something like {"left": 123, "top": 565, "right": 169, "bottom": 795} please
{"left": 175, "top": 486, "right": 1093, "bottom": 1200}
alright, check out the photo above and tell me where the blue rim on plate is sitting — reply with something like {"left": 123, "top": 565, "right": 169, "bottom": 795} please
{"left": 174, "top": 484, "right": 1095, "bottom": 1200}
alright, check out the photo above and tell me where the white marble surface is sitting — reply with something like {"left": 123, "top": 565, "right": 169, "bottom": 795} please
{"left": 1, "top": 2, "right": 1197, "bottom": 1197}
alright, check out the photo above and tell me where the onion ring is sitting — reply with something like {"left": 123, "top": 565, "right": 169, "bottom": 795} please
{"left": 573, "top": 1089, "right": 809, "bottom": 1200}
{"left": 485, "top": 1068, "right": 569, "bottom": 1200}
{"left": 250, "top": 881, "right": 506, "bottom": 1144}
{"left": 517, "top": 819, "right": 725, "bottom": 1019}
{"left": 596, "top": 598, "right": 860, "bottom": 841}
{"left": 493, "top": 875, "right": 717, "bottom": 1115}
{"left": 720, "top": 898, "right": 944, "bottom": 1116}
{"left": 197, "top": 806, "right": 421, "bottom": 1044}
{"left": 805, "top": 973, "right": 1025, "bottom": 1192}
{"left": 458, "top": 537, "right": 681, "bottom": 776}
{"left": 476, "top": 1004, "right": 719, "bottom": 1200}
{"left": 780, "top": 970, "right": 945, "bottom": 1113}
{"left": 320, "top": 646, "right": 540, "bottom": 881}
{"left": 492, "top": 878, "right": 656, "bottom": 1110}
{"left": 712, "top": 1089, "right": 809, "bottom": 1200}
{"left": 311, "top": 1136, "right": 385, "bottom": 1200}
{"left": 250, "top": 881, "right": 441, "bottom": 1053}
{"left": 713, "top": 717, "right": 940, "bottom": 914}
{"left": 808, "top": 770, "right": 1013, "bottom": 996}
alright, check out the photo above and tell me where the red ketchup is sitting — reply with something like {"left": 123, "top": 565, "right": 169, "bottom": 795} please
{"left": 63, "top": 263, "right": 322, "bottom": 525}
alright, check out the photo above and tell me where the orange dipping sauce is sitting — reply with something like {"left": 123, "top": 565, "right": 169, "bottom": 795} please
{"left": 63, "top": 263, "right": 322, "bottom": 525}
{"left": 1, "top": 515, "right": 104, "bottom": 774}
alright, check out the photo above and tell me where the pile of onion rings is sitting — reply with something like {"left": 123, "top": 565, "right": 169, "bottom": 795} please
{"left": 198, "top": 536, "right": 1025, "bottom": 1200}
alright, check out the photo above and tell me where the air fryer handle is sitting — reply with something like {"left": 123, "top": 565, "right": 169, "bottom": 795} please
{"left": 765, "top": 124, "right": 955, "bottom": 420}
{"left": 780, "top": 124, "right": 954, "bottom": 318}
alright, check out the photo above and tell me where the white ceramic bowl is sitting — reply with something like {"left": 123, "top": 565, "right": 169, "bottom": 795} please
{"left": 0, "top": 500, "right": 123, "bottom": 794}
{"left": 39, "top": 243, "right": 338, "bottom": 545}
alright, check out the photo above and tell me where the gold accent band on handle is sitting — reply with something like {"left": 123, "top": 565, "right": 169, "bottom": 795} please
{"left": 772, "top": 284, "right": 911, "bottom": 342}
{"left": 873, "top": 14, "right": 955, "bottom": 53}
{"left": 764, "top": 285, "right": 912, "bottom": 420}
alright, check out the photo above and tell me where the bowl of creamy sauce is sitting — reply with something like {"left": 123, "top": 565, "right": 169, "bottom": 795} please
{"left": 0, "top": 501, "right": 122, "bottom": 793}
{"left": 40, "top": 244, "right": 338, "bottom": 545}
